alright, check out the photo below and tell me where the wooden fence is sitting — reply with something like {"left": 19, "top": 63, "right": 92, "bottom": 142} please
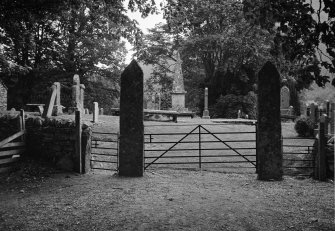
{"left": 0, "top": 110, "right": 26, "bottom": 173}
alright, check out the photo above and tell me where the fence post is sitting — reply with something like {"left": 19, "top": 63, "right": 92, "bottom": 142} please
{"left": 198, "top": 125, "right": 202, "bottom": 169}
{"left": 75, "top": 110, "right": 82, "bottom": 174}
{"left": 316, "top": 114, "right": 327, "bottom": 181}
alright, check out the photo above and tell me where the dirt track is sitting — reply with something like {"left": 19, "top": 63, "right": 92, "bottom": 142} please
{"left": 0, "top": 169, "right": 334, "bottom": 231}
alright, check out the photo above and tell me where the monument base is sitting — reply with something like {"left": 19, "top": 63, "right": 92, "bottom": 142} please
{"left": 171, "top": 91, "right": 186, "bottom": 111}
{"left": 202, "top": 110, "right": 210, "bottom": 119}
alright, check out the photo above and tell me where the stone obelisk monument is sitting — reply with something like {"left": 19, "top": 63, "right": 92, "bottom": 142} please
{"left": 171, "top": 51, "right": 187, "bottom": 112}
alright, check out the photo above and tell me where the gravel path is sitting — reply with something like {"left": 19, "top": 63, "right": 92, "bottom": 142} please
{"left": 0, "top": 169, "right": 334, "bottom": 231}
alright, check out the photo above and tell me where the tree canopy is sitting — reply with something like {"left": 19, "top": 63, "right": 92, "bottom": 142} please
{"left": 0, "top": 0, "right": 156, "bottom": 108}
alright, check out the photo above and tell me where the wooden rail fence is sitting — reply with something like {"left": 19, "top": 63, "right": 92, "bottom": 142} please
{"left": 0, "top": 110, "right": 26, "bottom": 173}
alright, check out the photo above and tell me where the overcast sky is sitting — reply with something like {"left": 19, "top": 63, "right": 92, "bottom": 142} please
{"left": 125, "top": 1, "right": 166, "bottom": 64}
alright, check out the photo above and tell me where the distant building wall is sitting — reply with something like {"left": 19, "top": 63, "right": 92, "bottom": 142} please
{"left": 0, "top": 81, "right": 7, "bottom": 111}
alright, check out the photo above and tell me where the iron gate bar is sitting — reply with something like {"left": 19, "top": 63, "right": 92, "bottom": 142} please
{"left": 144, "top": 131, "right": 256, "bottom": 135}
{"left": 145, "top": 148, "right": 256, "bottom": 151}
{"left": 91, "top": 160, "right": 117, "bottom": 163}
{"left": 145, "top": 154, "right": 256, "bottom": 158}
{"left": 144, "top": 125, "right": 201, "bottom": 169}
{"left": 92, "top": 132, "right": 119, "bottom": 135}
{"left": 199, "top": 125, "right": 256, "bottom": 167}
{"left": 283, "top": 145, "right": 314, "bottom": 147}
{"left": 283, "top": 159, "right": 314, "bottom": 161}
{"left": 283, "top": 152, "right": 311, "bottom": 155}
{"left": 91, "top": 153, "right": 117, "bottom": 156}
{"left": 145, "top": 140, "right": 256, "bottom": 144}
{"left": 145, "top": 161, "right": 256, "bottom": 164}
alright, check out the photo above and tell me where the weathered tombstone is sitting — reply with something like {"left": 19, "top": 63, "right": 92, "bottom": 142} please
{"left": 42, "top": 83, "right": 57, "bottom": 118}
{"left": 280, "top": 85, "right": 290, "bottom": 109}
{"left": 289, "top": 106, "right": 294, "bottom": 116}
{"left": 53, "top": 82, "right": 63, "bottom": 115}
{"left": 84, "top": 108, "right": 89, "bottom": 114}
{"left": 68, "top": 74, "right": 84, "bottom": 114}
{"left": 257, "top": 61, "right": 282, "bottom": 181}
{"left": 301, "top": 103, "right": 307, "bottom": 117}
{"left": 202, "top": 87, "right": 210, "bottom": 119}
{"left": 99, "top": 108, "right": 104, "bottom": 115}
{"left": 93, "top": 102, "right": 99, "bottom": 123}
{"left": 80, "top": 84, "right": 85, "bottom": 110}
{"left": 119, "top": 60, "right": 144, "bottom": 177}
{"left": 237, "top": 109, "right": 241, "bottom": 119}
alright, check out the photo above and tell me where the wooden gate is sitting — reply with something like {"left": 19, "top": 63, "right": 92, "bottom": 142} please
{"left": 0, "top": 110, "right": 26, "bottom": 173}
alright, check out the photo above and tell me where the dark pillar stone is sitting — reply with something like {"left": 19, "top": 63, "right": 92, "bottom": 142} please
{"left": 119, "top": 60, "right": 144, "bottom": 177}
{"left": 257, "top": 61, "right": 283, "bottom": 180}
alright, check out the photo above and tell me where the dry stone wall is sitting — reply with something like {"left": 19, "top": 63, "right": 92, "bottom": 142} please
{"left": 0, "top": 113, "right": 91, "bottom": 173}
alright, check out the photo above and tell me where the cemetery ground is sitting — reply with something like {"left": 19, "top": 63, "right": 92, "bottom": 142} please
{"left": 0, "top": 116, "right": 334, "bottom": 230}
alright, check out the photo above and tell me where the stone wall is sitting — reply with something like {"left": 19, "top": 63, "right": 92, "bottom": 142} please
{"left": 0, "top": 82, "right": 8, "bottom": 111}
{"left": 0, "top": 113, "right": 20, "bottom": 141}
{"left": 0, "top": 113, "right": 92, "bottom": 173}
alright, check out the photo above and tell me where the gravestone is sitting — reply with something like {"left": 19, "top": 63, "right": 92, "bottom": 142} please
{"left": 171, "top": 51, "right": 187, "bottom": 112}
{"left": 53, "top": 82, "right": 63, "bottom": 115}
{"left": 119, "top": 60, "right": 144, "bottom": 177}
{"left": 257, "top": 61, "right": 282, "bottom": 181}
{"left": 202, "top": 87, "right": 210, "bottom": 119}
{"left": 68, "top": 75, "right": 84, "bottom": 114}
{"left": 280, "top": 86, "right": 290, "bottom": 109}
{"left": 93, "top": 102, "right": 99, "bottom": 123}
{"left": 99, "top": 108, "right": 104, "bottom": 115}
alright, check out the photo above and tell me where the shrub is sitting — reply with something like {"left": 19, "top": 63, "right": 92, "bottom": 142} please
{"left": 294, "top": 116, "right": 315, "bottom": 137}
{"left": 211, "top": 92, "right": 257, "bottom": 119}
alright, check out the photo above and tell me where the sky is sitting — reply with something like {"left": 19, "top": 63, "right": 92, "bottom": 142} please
{"left": 124, "top": 1, "right": 166, "bottom": 64}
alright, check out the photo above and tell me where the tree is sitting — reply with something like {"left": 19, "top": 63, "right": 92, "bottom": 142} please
{"left": 243, "top": 0, "right": 335, "bottom": 87}
{"left": 139, "top": 0, "right": 273, "bottom": 110}
{"left": 0, "top": 0, "right": 157, "bottom": 109}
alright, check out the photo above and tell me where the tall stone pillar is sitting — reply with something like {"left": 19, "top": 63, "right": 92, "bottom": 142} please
{"left": 257, "top": 61, "right": 282, "bottom": 181}
{"left": 202, "top": 87, "right": 210, "bottom": 119}
{"left": 93, "top": 102, "right": 99, "bottom": 123}
{"left": 119, "top": 60, "right": 144, "bottom": 177}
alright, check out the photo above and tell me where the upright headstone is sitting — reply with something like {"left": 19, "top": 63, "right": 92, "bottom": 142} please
{"left": 280, "top": 86, "right": 290, "bottom": 109}
{"left": 69, "top": 74, "right": 84, "bottom": 114}
{"left": 93, "top": 102, "right": 99, "bottom": 123}
{"left": 53, "top": 82, "right": 63, "bottom": 115}
{"left": 80, "top": 84, "right": 85, "bottom": 111}
{"left": 257, "top": 61, "right": 282, "bottom": 181}
{"left": 202, "top": 87, "right": 210, "bottom": 119}
{"left": 84, "top": 108, "right": 89, "bottom": 114}
{"left": 99, "top": 108, "right": 104, "bottom": 115}
{"left": 119, "top": 60, "right": 144, "bottom": 177}
{"left": 42, "top": 83, "right": 57, "bottom": 118}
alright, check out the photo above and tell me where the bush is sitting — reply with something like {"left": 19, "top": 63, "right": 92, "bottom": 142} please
{"left": 294, "top": 116, "right": 315, "bottom": 137}
{"left": 211, "top": 92, "right": 257, "bottom": 119}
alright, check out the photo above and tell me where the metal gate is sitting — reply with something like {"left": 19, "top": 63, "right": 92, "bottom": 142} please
{"left": 144, "top": 124, "right": 257, "bottom": 172}
{"left": 90, "top": 131, "right": 118, "bottom": 171}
